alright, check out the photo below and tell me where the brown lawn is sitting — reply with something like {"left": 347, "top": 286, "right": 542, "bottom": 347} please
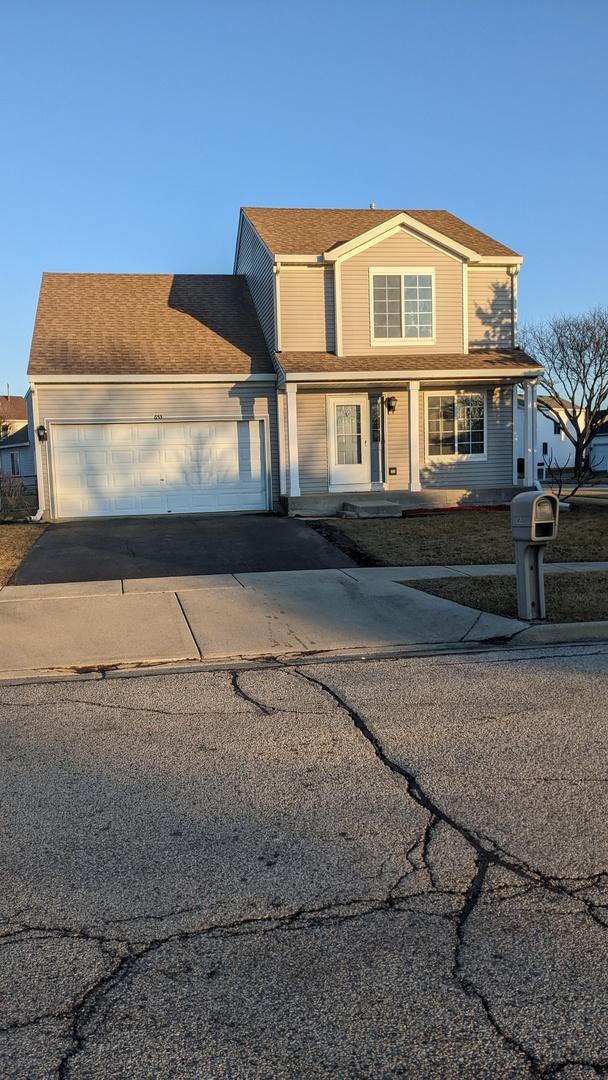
{"left": 407, "top": 571, "right": 608, "bottom": 623}
{"left": 0, "top": 525, "right": 46, "bottom": 585}
{"left": 310, "top": 502, "right": 608, "bottom": 566}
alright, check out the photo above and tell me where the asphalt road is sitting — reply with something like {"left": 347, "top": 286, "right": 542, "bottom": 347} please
{"left": 1, "top": 644, "right": 607, "bottom": 1078}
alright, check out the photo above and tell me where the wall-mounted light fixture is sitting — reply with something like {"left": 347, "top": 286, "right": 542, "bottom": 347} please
{"left": 36, "top": 424, "right": 47, "bottom": 442}
{"left": 385, "top": 396, "right": 397, "bottom": 414}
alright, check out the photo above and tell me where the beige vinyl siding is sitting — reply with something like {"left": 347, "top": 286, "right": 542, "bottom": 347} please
{"left": 296, "top": 390, "right": 329, "bottom": 493}
{"left": 35, "top": 382, "right": 279, "bottom": 514}
{"left": 384, "top": 392, "right": 409, "bottom": 490}
{"left": 420, "top": 384, "right": 514, "bottom": 487}
{"left": 341, "top": 228, "right": 464, "bottom": 355}
{"left": 235, "top": 215, "right": 276, "bottom": 356}
{"left": 280, "top": 266, "right": 335, "bottom": 351}
{"left": 468, "top": 268, "right": 513, "bottom": 349}
{"left": 296, "top": 388, "right": 410, "bottom": 493}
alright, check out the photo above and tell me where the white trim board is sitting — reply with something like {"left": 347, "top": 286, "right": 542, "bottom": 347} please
{"left": 29, "top": 373, "right": 277, "bottom": 385}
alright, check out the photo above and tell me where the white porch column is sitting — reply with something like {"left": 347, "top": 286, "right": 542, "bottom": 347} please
{"left": 277, "top": 391, "right": 288, "bottom": 496}
{"left": 523, "top": 378, "right": 538, "bottom": 487}
{"left": 285, "top": 383, "right": 300, "bottom": 497}
{"left": 408, "top": 380, "right": 421, "bottom": 492}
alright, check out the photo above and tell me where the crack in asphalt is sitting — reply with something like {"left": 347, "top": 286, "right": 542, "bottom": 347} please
{"left": 1, "top": 662, "right": 607, "bottom": 1077}
{"left": 230, "top": 671, "right": 273, "bottom": 715}
{"left": 1, "top": 892, "right": 456, "bottom": 1075}
{"left": 293, "top": 667, "right": 608, "bottom": 1079}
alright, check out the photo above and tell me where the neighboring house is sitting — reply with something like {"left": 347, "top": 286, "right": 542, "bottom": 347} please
{"left": 516, "top": 394, "right": 582, "bottom": 478}
{"left": 590, "top": 416, "right": 608, "bottom": 472}
{"left": 0, "top": 395, "right": 27, "bottom": 439}
{"left": 0, "top": 424, "right": 36, "bottom": 492}
{"left": 27, "top": 207, "right": 541, "bottom": 521}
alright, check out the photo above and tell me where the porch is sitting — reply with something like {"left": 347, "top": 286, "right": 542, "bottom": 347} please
{"left": 277, "top": 378, "right": 540, "bottom": 516}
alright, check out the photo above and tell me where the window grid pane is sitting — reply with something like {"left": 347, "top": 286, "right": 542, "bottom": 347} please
{"left": 402, "top": 275, "right": 433, "bottom": 340}
{"left": 427, "top": 395, "right": 455, "bottom": 456}
{"left": 373, "top": 275, "right": 402, "bottom": 338}
{"left": 428, "top": 393, "right": 484, "bottom": 457}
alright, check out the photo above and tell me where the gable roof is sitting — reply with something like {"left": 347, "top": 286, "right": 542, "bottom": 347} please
{"left": 28, "top": 274, "right": 273, "bottom": 377}
{"left": 0, "top": 396, "right": 27, "bottom": 421}
{"left": 0, "top": 424, "right": 29, "bottom": 448}
{"left": 242, "top": 207, "right": 520, "bottom": 259}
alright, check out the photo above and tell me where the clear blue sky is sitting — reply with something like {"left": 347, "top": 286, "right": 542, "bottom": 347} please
{"left": 2, "top": 0, "right": 607, "bottom": 393}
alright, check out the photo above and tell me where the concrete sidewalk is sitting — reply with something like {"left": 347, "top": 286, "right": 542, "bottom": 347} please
{"left": 1, "top": 563, "right": 607, "bottom": 677}
{"left": 0, "top": 566, "right": 528, "bottom": 676}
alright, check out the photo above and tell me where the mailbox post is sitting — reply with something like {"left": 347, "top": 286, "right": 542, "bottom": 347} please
{"left": 510, "top": 492, "right": 559, "bottom": 620}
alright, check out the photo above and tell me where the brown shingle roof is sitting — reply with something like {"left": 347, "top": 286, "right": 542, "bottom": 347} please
{"left": 0, "top": 396, "right": 27, "bottom": 421}
{"left": 276, "top": 349, "right": 540, "bottom": 375}
{"left": 28, "top": 274, "right": 274, "bottom": 377}
{"left": 243, "top": 208, "right": 520, "bottom": 259}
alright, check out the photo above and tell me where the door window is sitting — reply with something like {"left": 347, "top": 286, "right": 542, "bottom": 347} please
{"left": 335, "top": 404, "right": 362, "bottom": 465}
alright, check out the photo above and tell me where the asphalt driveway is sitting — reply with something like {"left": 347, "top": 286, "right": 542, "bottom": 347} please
{"left": 1, "top": 643, "right": 607, "bottom": 1077}
{"left": 10, "top": 514, "right": 356, "bottom": 584}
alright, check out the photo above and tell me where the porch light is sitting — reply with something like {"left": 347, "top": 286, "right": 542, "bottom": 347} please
{"left": 385, "top": 396, "right": 398, "bottom": 414}
{"left": 36, "top": 424, "right": 47, "bottom": 442}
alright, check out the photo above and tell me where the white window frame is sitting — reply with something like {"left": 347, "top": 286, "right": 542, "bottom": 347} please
{"left": 369, "top": 267, "right": 436, "bottom": 346}
{"left": 10, "top": 451, "right": 20, "bottom": 476}
{"left": 424, "top": 389, "right": 488, "bottom": 463}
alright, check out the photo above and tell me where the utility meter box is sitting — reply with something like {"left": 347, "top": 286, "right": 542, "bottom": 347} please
{"left": 511, "top": 492, "right": 559, "bottom": 543}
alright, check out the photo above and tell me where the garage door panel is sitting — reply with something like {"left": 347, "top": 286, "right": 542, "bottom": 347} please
{"left": 51, "top": 421, "right": 268, "bottom": 518}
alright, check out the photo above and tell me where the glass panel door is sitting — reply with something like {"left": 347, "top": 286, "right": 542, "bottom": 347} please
{"left": 335, "top": 404, "right": 362, "bottom": 465}
{"left": 328, "top": 395, "right": 371, "bottom": 489}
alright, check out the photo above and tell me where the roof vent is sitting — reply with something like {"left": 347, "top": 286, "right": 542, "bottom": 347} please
{"left": 369, "top": 202, "right": 376, "bottom": 210}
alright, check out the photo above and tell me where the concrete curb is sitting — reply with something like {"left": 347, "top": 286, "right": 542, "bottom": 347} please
{"left": 1, "top": 630, "right": 608, "bottom": 684}
{"left": 508, "top": 620, "right": 608, "bottom": 645}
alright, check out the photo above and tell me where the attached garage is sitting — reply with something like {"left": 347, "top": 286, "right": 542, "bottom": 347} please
{"left": 49, "top": 419, "right": 269, "bottom": 519}
{"left": 27, "top": 274, "right": 280, "bottom": 521}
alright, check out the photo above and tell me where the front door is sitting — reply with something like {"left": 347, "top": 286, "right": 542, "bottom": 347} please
{"left": 327, "top": 395, "right": 371, "bottom": 489}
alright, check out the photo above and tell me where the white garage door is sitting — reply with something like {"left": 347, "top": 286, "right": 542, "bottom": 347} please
{"left": 50, "top": 421, "right": 268, "bottom": 518}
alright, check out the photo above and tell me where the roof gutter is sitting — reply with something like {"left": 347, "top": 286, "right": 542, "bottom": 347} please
{"left": 281, "top": 367, "right": 542, "bottom": 383}
{"left": 27, "top": 373, "right": 277, "bottom": 384}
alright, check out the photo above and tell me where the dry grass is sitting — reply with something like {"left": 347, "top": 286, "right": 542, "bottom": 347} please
{"left": 311, "top": 503, "right": 608, "bottom": 566}
{"left": 408, "top": 571, "right": 608, "bottom": 623}
{"left": 0, "top": 525, "right": 46, "bottom": 585}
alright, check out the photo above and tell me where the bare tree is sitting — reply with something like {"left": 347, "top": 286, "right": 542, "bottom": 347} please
{"left": 541, "top": 448, "right": 599, "bottom": 500}
{"left": 521, "top": 308, "right": 608, "bottom": 493}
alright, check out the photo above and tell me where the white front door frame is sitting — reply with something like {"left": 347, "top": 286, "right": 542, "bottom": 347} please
{"left": 327, "top": 394, "right": 371, "bottom": 491}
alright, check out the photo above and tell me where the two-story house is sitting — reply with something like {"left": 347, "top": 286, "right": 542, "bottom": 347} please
{"left": 27, "top": 206, "right": 541, "bottom": 520}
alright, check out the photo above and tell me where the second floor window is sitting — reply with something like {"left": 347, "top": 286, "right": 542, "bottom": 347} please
{"left": 371, "top": 270, "right": 434, "bottom": 342}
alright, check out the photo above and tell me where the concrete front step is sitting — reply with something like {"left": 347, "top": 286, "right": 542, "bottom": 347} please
{"left": 339, "top": 501, "right": 404, "bottom": 519}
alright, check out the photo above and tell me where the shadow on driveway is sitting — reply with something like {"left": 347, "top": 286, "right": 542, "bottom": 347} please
{"left": 11, "top": 514, "right": 357, "bottom": 585}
